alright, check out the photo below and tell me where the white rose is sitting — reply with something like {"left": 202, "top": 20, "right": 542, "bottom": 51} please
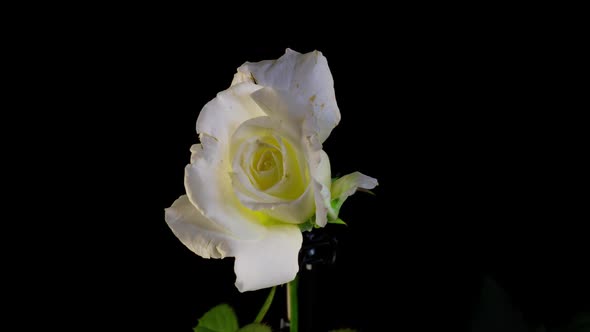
{"left": 165, "top": 49, "right": 377, "bottom": 292}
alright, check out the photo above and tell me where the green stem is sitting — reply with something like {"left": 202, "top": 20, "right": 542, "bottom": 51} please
{"left": 288, "top": 276, "right": 299, "bottom": 332}
{"left": 254, "top": 286, "right": 276, "bottom": 323}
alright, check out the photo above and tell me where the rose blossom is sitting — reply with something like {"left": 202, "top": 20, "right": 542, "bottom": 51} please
{"left": 165, "top": 49, "right": 377, "bottom": 292}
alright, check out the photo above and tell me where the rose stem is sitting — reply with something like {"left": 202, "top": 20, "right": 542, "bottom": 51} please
{"left": 254, "top": 286, "right": 276, "bottom": 323}
{"left": 287, "top": 275, "right": 299, "bottom": 332}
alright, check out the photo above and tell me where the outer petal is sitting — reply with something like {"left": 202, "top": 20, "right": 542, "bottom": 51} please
{"left": 187, "top": 83, "right": 276, "bottom": 239}
{"left": 186, "top": 141, "right": 268, "bottom": 239}
{"left": 250, "top": 87, "right": 305, "bottom": 140}
{"left": 310, "top": 149, "right": 332, "bottom": 227}
{"left": 233, "top": 49, "right": 340, "bottom": 143}
{"left": 331, "top": 172, "right": 379, "bottom": 209}
{"left": 165, "top": 196, "right": 302, "bottom": 292}
{"left": 196, "top": 82, "right": 266, "bottom": 145}
{"left": 165, "top": 195, "right": 231, "bottom": 259}
{"left": 233, "top": 224, "right": 302, "bottom": 292}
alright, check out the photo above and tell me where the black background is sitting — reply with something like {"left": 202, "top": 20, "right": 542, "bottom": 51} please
{"left": 35, "top": 15, "right": 588, "bottom": 332}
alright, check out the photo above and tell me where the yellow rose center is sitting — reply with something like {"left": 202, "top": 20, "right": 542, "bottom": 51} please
{"left": 232, "top": 130, "right": 309, "bottom": 201}
{"left": 249, "top": 142, "right": 283, "bottom": 190}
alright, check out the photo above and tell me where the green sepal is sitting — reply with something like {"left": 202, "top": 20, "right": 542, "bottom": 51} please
{"left": 327, "top": 218, "right": 347, "bottom": 226}
{"left": 298, "top": 218, "right": 315, "bottom": 232}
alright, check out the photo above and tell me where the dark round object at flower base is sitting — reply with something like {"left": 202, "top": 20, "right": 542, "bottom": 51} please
{"left": 279, "top": 229, "right": 339, "bottom": 331}
{"left": 299, "top": 229, "right": 338, "bottom": 268}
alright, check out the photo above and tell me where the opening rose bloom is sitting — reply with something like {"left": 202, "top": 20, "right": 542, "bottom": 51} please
{"left": 165, "top": 49, "right": 377, "bottom": 292}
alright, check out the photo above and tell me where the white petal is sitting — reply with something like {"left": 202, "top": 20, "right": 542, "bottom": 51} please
{"left": 331, "top": 172, "right": 379, "bottom": 207}
{"left": 188, "top": 83, "right": 277, "bottom": 239}
{"left": 250, "top": 87, "right": 305, "bottom": 140}
{"left": 165, "top": 196, "right": 302, "bottom": 292}
{"left": 235, "top": 49, "right": 340, "bottom": 143}
{"left": 189, "top": 134, "right": 220, "bottom": 165}
{"left": 233, "top": 224, "right": 302, "bottom": 292}
{"left": 189, "top": 144, "right": 201, "bottom": 164}
{"left": 310, "top": 149, "right": 333, "bottom": 227}
{"left": 196, "top": 82, "right": 266, "bottom": 144}
{"left": 185, "top": 138, "right": 266, "bottom": 240}
{"left": 164, "top": 195, "right": 233, "bottom": 259}
{"left": 265, "top": 186, "right": 315, "bottom": 224}
{"left": 231, "top": 171, "right": 315, "bottom": 224}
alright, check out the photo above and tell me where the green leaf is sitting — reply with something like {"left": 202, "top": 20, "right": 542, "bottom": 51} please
{"left": 237, "top": 323, "right": 271, "bottom": 332}
{"left": 327, "top": 218, "right": 347, "bottom": 225}
{"left": 194, "top": 304, "right": 239, "bottom": 332}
